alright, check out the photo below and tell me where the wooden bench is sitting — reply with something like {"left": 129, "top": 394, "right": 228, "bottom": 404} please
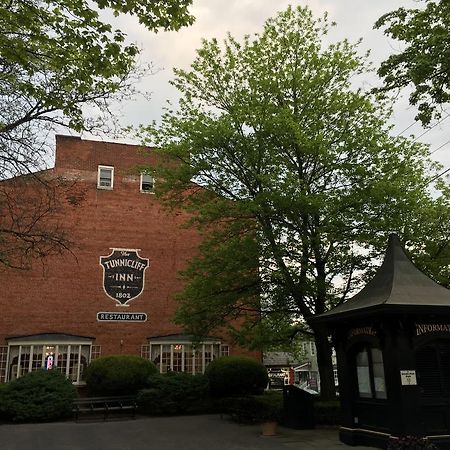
{"left": 73, "top": 396, "right": 137, "bottom": 421}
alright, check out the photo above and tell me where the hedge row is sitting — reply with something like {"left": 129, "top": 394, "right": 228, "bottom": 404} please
{"left": 85, "top": 355, "right": 157, "bottom": 396}
{"left": 0, "top": 355, "right": 269, "bottom": 422}
{"left": 0, "top": 370, "right": 76, "bottom": 422}
{"left": 0, "top": 355, "right": 341, "bottom": 426}
{"left": 205, "top": 356, "right": 268, "bottom": 397}
{"left": 137, "top": 372, "right": 212, "bottom": 415}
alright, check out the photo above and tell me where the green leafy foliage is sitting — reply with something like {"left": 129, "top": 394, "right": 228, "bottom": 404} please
{"left": 137, "top": 372, "right": 211, "bottom": 415}
{"left": 205, "top": 356, "right": 268, "bottom": 397}
{"left": 220, "top": 392, "right": 282, "bottom": 424}
{"left": 85, "top": 355, "right": 157, "bottom": 395}
{"left": 0, "top": 382, "right": 8, "bottom": 420}
{"left": 0, "top": 370, "right": 76, "bottom": 422}
{"left": 0, "top": 0, "right": 194, "bottom": 268}
{"left": 376, "top": 1, "right": 450, "bottom": 125}
{"left": 314, "top": 400, "right": 341, "bottom": 425}
{"left": 0, "top": 0, "right": 194, "bottom": 170}
{"left": 143, "top": 5, "right": 450, "bottom": 400}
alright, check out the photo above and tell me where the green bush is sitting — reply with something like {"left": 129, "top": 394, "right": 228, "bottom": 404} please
{"left": 0, "top": 370, "right": 76, "bottom": 422}
{"left": 137, "top": 372, "right": 211, "bottom": 415}
{"left": 85, "top": 355, "right": 157, "bottom": 395}
{"left": 314, "top": 400, "right": 341, "bottom": 426}
{"left": 0, "top": 382, "right": 8, "bottom": 420}
{"left": 220, "top": 393, "right": 282, "bottom": 424}
{"left": 205, "top": 356, "right": 268, "bottom": 397}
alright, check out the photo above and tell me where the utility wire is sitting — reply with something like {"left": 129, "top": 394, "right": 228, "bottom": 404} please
{"left": 422, "top": 139, "right": 450, "bottom": 186}
{"left": 395, "top": 120, "right": 418, "bottom": 137}
{"left": 425, "top": 166, "right": 450, "bottom": 187}
{"left": 430, "top": 140, "right": 450, "bottom": 156}
{"left": 412, "top": 113, "right": 450, "bottom": 143}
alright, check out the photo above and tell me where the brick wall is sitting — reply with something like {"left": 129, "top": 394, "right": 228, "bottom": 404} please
{"left": 0, "top": 136, "right": 260, "bottom": 361}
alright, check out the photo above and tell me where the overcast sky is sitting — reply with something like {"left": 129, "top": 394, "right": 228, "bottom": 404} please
{"left": 81, "top": 1, "right": 450, "bottom": 173}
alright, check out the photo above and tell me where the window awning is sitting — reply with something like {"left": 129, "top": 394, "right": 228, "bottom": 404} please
{"left": 147, "top": 334, "right": 221, "bottom": 344}
{"left": 6, "top": 333, "right": 94, "bottom": 345}
{"left": 293, "top": 362, "right": 311, "bottom": 372}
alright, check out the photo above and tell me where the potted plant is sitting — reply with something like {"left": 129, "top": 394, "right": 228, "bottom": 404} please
{"left": 224, "top": 395, "right": 281, "bottom": 436}
{"left": 255, "top": 397, "right": 281, "bottom": 436}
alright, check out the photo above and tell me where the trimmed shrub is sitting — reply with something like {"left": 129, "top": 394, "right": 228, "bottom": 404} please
{"left": 85, "top": 355, "right": 157, "bottom": 395}
{"left": 0, "top": 382, "right": 8, "bottom": 420}
{"left": 314, "top": 400, "right": 341, "bottom": 426}
{"left": 220, "top": 392, "right": 282, "bottom": 424}
{"left": 205, "top": 356, "right": 268, "bottom": 397}
{"left": 0, "top": 370, "right": 76, "bottom": 422}
{"left": 137, "top": 372, "right": 211, "bottom": 415}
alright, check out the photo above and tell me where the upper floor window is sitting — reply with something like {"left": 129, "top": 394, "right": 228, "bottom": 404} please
{"left": 140, "top": 173, "right": 155, "bottom": 193}
{"left": 98, "top": 166, "right": 114, "bottom": 190}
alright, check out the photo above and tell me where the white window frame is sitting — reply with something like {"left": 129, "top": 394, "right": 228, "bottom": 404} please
{"left": 0, "top": 346, "right": 7, "bottom": 383}
{"left": 140, "top": 173, "right": 155, "bottom": 193}
{"left": 5, "top": 339, "right": 93, "bottom": 385}
{"left": 147, "top": 339, "right": 221, "bottom": 374}
{"left": 97, "top": 165, "right": 114, "bottom": 190}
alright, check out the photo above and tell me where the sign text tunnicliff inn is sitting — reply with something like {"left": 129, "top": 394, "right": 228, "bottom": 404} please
{"left": 100, "top": 248, "right": 150, "bottom": 306}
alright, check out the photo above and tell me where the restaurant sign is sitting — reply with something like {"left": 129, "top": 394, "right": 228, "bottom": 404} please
{"left": 97, "top": 312, "right": 147, "bottom": 322}
{"left": 100, "top": 248, "right": 149, "bottom": 306}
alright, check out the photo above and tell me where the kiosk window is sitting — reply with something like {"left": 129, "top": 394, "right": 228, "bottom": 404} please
{"left": 356, "top": 346, "right": 387, "bottom": 399}
{"left": 416, "top": 341, "right": 450, "bottom": 398}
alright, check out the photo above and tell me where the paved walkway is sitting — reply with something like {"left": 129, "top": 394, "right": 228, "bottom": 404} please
{"left": 0, "top": 415, "right": 377, "bottom": 450}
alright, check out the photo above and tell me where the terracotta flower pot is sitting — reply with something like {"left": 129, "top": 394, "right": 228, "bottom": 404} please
{"left": 260, "top": 421, "right": 278, "bottom": 436}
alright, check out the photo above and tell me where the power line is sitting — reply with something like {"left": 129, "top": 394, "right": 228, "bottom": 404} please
{"left": 430, "top": 140, "right": 450, "bottom": 156}
{"left": 412, "top": 113, "right": 450, "bottom": 143}
{"left": 424, "top": 165, "right": 450, "bottom": 187}
{"left": 395, "top": 120, "right": 418, "bottom": 137}
{"left": 422, "top": 137, "right": 450, "bottom": 186}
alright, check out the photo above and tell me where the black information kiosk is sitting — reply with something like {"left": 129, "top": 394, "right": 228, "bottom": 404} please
{"left": 313, "top": 234, "right": 450, "bottom": 449}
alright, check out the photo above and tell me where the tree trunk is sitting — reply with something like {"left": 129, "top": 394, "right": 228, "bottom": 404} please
{"left": 313, "top": 326, "right": 336, "bottom": 400}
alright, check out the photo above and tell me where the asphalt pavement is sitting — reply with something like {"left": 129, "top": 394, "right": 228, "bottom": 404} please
{"left": 0, "top": 414, "right": 377, "bottom": 450}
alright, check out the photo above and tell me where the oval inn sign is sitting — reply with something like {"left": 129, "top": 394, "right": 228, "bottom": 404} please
{"left": 100, "top": 248, "right": 149, "bottom": 306}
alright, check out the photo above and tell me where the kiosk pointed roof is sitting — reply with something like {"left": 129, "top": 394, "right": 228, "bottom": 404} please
{"left": 315, "top": 234, "right": 450, "bottom": 321}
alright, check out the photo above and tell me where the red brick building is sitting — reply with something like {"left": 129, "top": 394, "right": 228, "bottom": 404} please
{"left": 0, "top": 135, "right": 257, "bottom": 384}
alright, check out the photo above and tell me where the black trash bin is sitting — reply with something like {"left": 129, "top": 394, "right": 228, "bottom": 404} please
{"left": 281, "top": 385, "right": 316, "bottom": 429}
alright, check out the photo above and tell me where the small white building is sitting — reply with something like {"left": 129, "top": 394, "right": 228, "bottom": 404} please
{"left": 263, "top": 341, "right": 338, "bottom": 393}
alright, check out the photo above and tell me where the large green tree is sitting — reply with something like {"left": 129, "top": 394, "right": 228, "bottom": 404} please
{"left": 144, "top": 6, "right": 449, "bottom": 399}
{"left": 375, "top": 0, "right": 450, "bottom": 125}
{"left": 0, "top": 0, "right": 193, "bottom": 177}
{"left": 0, "top": 0, "right": 193, "bottom": 267}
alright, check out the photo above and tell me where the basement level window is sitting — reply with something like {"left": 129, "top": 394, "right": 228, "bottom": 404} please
{"left": 97, "top": 165, "right": 114, "bottom": 190}
{"left": 140, "top": 173, "right": 155, "bottom": 193}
